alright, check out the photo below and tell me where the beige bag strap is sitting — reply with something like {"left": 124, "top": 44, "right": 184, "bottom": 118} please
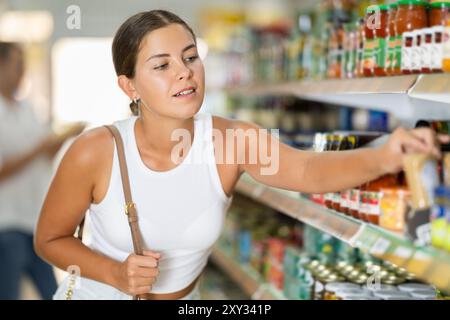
{"left": 76, "top": 125, "right": 145, "bottom": 255}
{"left": 72, "top": 125, "right": 145, "bottom": 300}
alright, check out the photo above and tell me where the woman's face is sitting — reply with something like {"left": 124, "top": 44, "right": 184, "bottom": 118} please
{"left": 132, "top": 23, "right": 205, "bottom": 120}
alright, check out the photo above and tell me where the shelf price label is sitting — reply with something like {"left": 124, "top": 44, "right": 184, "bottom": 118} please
{"left": 370, "top": 237, "right": 391, "bottom": 256}
{"left": 393, "top": 246, "right": 413, "bottom": 259}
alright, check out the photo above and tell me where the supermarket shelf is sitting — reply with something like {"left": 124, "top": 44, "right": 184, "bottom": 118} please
{"left": 209, "top": 247, "right": 286, "bottom": 300}
{"left": 235, "top": 173, "right": 450, "bottom": 293}
{"left": 224, "top": 74, "right": 450, "bottom": 120}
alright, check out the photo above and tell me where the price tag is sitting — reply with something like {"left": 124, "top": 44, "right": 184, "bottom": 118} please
{"left": 370, "top": 237, "right": 391, "bottom": 256}
{"left": 394, "top": 246, "right": 413, "bottom": 259}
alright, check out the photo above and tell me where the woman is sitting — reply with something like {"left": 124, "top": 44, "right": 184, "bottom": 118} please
{"left": 35, "top": 10, "right": 448, "bottom": 300}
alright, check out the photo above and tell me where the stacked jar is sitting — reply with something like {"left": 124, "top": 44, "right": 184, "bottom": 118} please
{"left": 396, "top": 0, "right": 429, "bottom": 75}
{"left": 429, "top": 2, "right": 450, "bottom": 72}
{"left": 385, "top": 2, "right": 399, "bottom": 75}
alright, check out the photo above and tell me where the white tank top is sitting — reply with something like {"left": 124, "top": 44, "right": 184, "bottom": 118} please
{"left": 88, "top": 112, "right": 233, "bottom": 294}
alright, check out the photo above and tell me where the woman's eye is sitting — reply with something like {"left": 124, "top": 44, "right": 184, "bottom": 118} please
{"left": 185, "top": 55, "right": 198, "bottom": 63}
{"left": 154, "top": 63, "right": 168, "bottom": 70}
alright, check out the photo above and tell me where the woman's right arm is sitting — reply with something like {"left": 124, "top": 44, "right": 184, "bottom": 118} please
{"left": 34, "top": 128, "right": 160, "bottom": 296}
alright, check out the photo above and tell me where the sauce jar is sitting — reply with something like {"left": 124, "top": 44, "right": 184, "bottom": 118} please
{"left": 402, "top": 31, "right": 415, "bottom": 74}
{"left": 441, "top": 21, "right": 450, "bottom": 72}
{"left": 373, "top": 5, "right": 390, "bottom": 76}
{"left": 421, "top": 27, "right": 434, "bottom": 73}
{"left": 411, "top": 29, "right": 423, "bottom": 73}
{"left": 379, "top": 187, "right": 410, "bottom": 232}
{"left": 363, "top": 6, "right": 377, "bottom": 77}
{"left": 394, "top": 0, "right": 429, "bottom": 75}
{"left": 349, "top": 188, "right": 361, "bottom": 219}
{"left": 429, "top": 2, "right": 450, "bottom": 27}
{"left": 386, "top": 2, "right": 399, "bottom": 75}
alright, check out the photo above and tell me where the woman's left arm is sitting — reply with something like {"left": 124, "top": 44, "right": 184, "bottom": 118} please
{"left": 236, "top": 121, "right": 450, "bottom": 194}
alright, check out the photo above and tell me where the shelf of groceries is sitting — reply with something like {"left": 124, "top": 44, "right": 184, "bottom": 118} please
{"left": 212, "top": 182, "right": 447, "bottom": 300}
{"left": 210, "top": 247, "right": 287, "bottom": 300}
{"left": 234, "top": 172, "right": 450, "bottom": 294}
{"left": 219, "top": 0, "right": 450, "bottom": 119}
{"left": 224, "top": 74, "right": 450, "bottom": 119}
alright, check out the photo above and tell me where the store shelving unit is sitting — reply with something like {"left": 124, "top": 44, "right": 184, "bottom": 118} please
{"left": 235, "top": 173, "right": 450, "bottom": 294}
{"left": 217, "top": 73, "right": 450, "bottom": 296}
{"left": 209, "top": 247, "right": 286, "bottom": 300}
{"left": 225, "top": 74, "right": 450, "bottom": 120}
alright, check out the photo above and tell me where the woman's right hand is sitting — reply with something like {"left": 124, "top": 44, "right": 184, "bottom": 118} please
{"left": 112, "top": 250, "right": 161, "bottom": 296}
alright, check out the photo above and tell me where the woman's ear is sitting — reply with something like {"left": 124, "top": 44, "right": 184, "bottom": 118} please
{"left": 118, "top": 75, "right": 138, "bottom": 100}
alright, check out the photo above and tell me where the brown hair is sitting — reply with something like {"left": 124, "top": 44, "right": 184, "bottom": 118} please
{"left": 112, "top": 10, "right": 196, "bottom": 115}
{"left": 0, "top": 42, "right": 20, "bottom": 62}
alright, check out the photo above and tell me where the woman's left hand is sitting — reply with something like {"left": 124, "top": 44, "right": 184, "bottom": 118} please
{"left": 380, "top": 127, "right": 450, "bottom": 174}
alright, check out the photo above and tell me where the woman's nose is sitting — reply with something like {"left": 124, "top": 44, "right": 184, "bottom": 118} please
{"left": 176, "top": 63, "right": 192, "bottom": 80}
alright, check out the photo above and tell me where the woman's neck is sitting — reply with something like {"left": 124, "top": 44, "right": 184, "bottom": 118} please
{"left": 136, "top": 112, "right": 194, "bottom": 158}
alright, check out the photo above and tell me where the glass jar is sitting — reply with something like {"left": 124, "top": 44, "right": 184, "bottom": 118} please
{"left": 343, "top": 23, "right": 357, "bottom": 79}
{"left": 411, "top": 29, "right": 423, "bottom": 73}
{"left": 386, "top": 2, "right": 399, "bottom": 75}
{"left": 402, "top": 31, "right": 415, "bottom": 74}
{"left": 421, "top": 27, "right": 434, "bottom": 73}
{"left": 374, "top": 5, "right": 390, "bottom": 76}
{"left": 394, "top": 0, "right": 429, "bottom": 75}
{"left": 429, "top": 2, "right": 450, "bottom": 27}
{"left": 349, "top": 188, "right": 361, "bottom": 219}
{"left": 363, "top": 6, "right": 377, "bottom": 77}
{"left": 365, "top": 175, "right": 398, "bottom": 225}
{"left": 355, "top": 19, "right": 365, "bottom": 77}
{"left": 379, "top": 187, "right": 410, "bottom": 232}
{"left": 444, "top": 20, "right": 450, "bottom": 72}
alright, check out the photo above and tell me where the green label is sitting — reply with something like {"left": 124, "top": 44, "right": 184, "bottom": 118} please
{"left": 385, "top": 37, "right": 396, "bottom": 70}
{"left": 363, "top": 39, "right": 376, "bottom": 69}
{"left": 394, "top": 35, "right": 402, "bottom": 69}
{"left": 374, "top": 37, "right": 387, "bottom": 68}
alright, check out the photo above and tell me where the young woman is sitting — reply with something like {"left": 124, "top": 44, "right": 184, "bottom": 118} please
{"left": 35, "top": 10, "right": 448, "bottom": 300}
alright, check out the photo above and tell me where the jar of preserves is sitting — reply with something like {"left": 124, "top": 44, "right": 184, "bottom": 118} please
{"left": 402, "top": 31, "right": 415, "bottom": 74}
{"left": 429, "top": 2, "right": 450, "bottom": 27}
{"left": 363, "top": 6, "right": 377, "bottom": 77}
{"left": 441, "top": 20, "right": 450, "bottom": 72}
{"left": 411, "top": 29, "right": 423, "bottom": 73}
{"left": 421, "top": 27, "right": 434, "bottom": 73}
{"left": 355, "top": 18, "right": 366, "bottom": 77}
{"left": 386, "top": 2, "right": 399, "bottom": 75}
{"left": 379, "top": 187, "right": 411, "bottom": 232}
{"left": 394, "top": 0, "right": 429, "bottom": 75}
{"left": 349, "top": 188, "right": 361, "bottom": 219}
{"left": 374, "top": 5, "right": 390, "bottom": 76}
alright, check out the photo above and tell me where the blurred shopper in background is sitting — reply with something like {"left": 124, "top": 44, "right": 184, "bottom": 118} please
{"left": 0, "top": 42, "right": 81, "bottom": 299}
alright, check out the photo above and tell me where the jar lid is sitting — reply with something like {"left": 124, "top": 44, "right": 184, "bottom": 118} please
{"left": 389, "top": 2, "right": 399, "bottom": 9}
{"left": 430, "top": 2, "right": 450, "bottom": 9}
{"left": 324, "top": 282, "right": 347, "bottom": 292}
{"left": 366, "top": 5, "right": 389, "bottom": 13}
{"left": 398, "top": 283, "right": 435, "bottom": 292}
{"left": 397, "top": 0, "right": 429, "bottom": 6}
{"left": 409, "top": 290, "right": 437, "bottom": 299}
{"left": 373, "top": 291, "right": 413, "bottom": 299}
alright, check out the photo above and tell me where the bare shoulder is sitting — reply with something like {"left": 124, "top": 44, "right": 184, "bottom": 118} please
{"left": 60, "top": 126, "right": 114, "bottom": 173}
